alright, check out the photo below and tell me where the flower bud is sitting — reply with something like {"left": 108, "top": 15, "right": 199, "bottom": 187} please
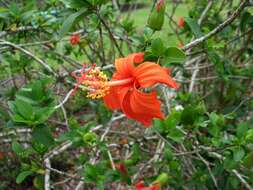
{"left": 153, "top": 173, "right": 169, "bottom": 187}
{"left": 114, "top": 163, "right": 128, "bottom": 175}
{"left": 147, "top": 0, "right": 166, "bottom": 31}
{"left": 178, "top": 17, "right": 185, "bottom": 28}
{"left": 70, "top": 33, "right": 81, "bottom": 45}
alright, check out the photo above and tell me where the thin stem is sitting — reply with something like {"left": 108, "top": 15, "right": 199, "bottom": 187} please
{"left": 108, "top": 78, "right": 133, "bottom": 87}
{"left": 182, "top": 0, "right": 248, "bottom": 51}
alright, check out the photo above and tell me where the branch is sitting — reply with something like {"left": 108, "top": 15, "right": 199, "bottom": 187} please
{"left": 44, "top": 158, "right": 51, "bottom": 190}
{"left": 0, "top": 40, "right": 57, "bottom": 76}
{"left": 97, "top": 14, "right": 124, "bottom": 56}
{"left": 182, "top": 0, "right": 248, "bottom": 51}
{"left": 198, "top": 0, "right": 213, "bottom": 25}
{"left": 232, "top": 169, "right": 253, "bottom": 190}
{"left": 44, "top": 141, "right": 73, "bottom": 160}
{"left": 210, "top": 152, "right": 253, "bottom": 190}
{"left": 54, "top": 89, "right": 74, "bottom": 110}
{"left": 0, "top": 26, "right": 37, "bottom": 38}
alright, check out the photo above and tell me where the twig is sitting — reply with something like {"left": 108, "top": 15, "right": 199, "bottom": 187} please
{"left": 232, "top": 169, "right": 253, "bottom": 190}
{"left": 44, "top": 141, "right": 73, "bottom": 160}
{"left": 226, "top": 96, "right": 253, "bottom": 115}
{"left": 44, "top": 158, "right": 51, "bottom": 190}
{"left": 0, "top": 26, "right": 37, "bottom": 38}
{"left": 196, "top": 153, "right": 219, "bottom": 190}
{"left": 209, "top": 152, "right": 253, "bottom": 190}
{"left": 108, "top": 150, "right": 116, "bottom": 170}
{"left": 182, "top": 0, "right": 248, "bottom": 51}
{"left": 54, "top": 89, "right": 74, "bottom": 110}
{"left": 0, "top": 128, "right": 31, "bottom": 138}
{"left": 97, "top": 15, "right": 124, "bottom": 56}
{"left": 188, "top": 60, "right": 200, "bottom": 92}
{"left": 0, "top": 40, "right": 57, "bottom": 76}
{"left": 198, "top": 1, "right": 213, "bottom": 25}
{"left": 75, "top": 181, "right": 84, "bottom": 190}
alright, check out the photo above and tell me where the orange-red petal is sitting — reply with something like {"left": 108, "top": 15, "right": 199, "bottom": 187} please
{"left": 114, "top": 58, "right": 134, "bottom": 79}
{"left": 127, "top": 52, "right": 145, "bottom": 64}
{"left": 103, "top": 86, "right": 121, "bottom": 109}
{"left": 134, "top": 62, "right": 179, "bottom": 89}
{"left": 121, "top": 86, "right": 164, "bottom": 127}
{"left": 136, "top": 181, "right": 160, "bottom": 190}
{"left": 136, "top": 181, "right": 145, "bottom": 189}
{"left": 114, "top": 53, "right": 144, "bottom": 79}
{"left": 130, "top": 86, "right": 164, "bottom": 119}
{"left": 103, "top": 85, "right": 130, "bottom": 110}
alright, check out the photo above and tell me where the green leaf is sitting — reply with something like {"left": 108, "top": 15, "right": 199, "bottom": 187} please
{"left": 33, "top": 176, "right": 44, "bottom": 190}
{"left": 69, "top": 0, "right": 90, "bottom": 8}
{"left": 248, "top": 7, "right": 253, "bottom": 15}
{"left": 8, "top": 101, "right": 18, "bottom": 114}
{"left": 165, "top": 110, "right": 181, "bottom": 129}
{"left": 228, "top": 176, "right": 239, "bottom": 189}
{"left": 224, "top": 156, "right": 237, "bottom": 170}
{"left": 185, "top": 18, "right": 203, "bottom": 38}
{"left": 0, "top": 7, "right": 9, "bottom": 19}
{"left": 15, "top": 95, "right": 38, "bottom": 105}
{"left": 16, "top": 79, "right": 55, "bottom": 107}
{"left": 32, "top": 140, "right": 48, "bottom": 154}
{"left": 242, "top": 152, "right": 253, "bottom": 168}
{"left": 59, "top": 8, "right": 87, "bottom": 38}
{"left": 151, "top": 38, "right": 165, "bottom": 56}
{"left": 15, "top": 99, "right": 33, "bottom": 120}
{"left": 83, "top": 163, "right": 105, "bottom": 183}
{"left": 240, "top": 12, "right": 251, "bottom": 32}
{"left": 236, "top": 123, "right": 248, "bottom": 138}
{"left": 16, "top": 170, "right": 33, "bottom": 184}
{"left": 96, "top": 103, "right": 112, "bottom": 124}
{"left": 12, "top": 114, "right": 33, "bottom": 124}
{"left": 34, "top": 107, "right": 55, "bottom": 124}
{"left": 233, "top": 147, "right": 245, "bottom": 162}
{"left": 181, "top": 105, "right": 199, "bottom": 126}
{"left": 12, "top": 141, "right": 25, "bottom": 155}
{"left": 143, "top": 27, "right": 153, "bottom": 41}
{"left": 163, "top": 47, "right": 186, "bottom": 64}
{"left": 32, "top": 81, "right": 43, "bottom": 100}
{"left": 153, "top": 118, "right": 165, "bottom": 133}
{"left": 32, "top": 125, "right": 54, "bottom": 148}
{"left": 164, "top": 146, "right": 173, "bottom": 161}
{"left": 167, "top": 128, "right": 184, "bottom": 143}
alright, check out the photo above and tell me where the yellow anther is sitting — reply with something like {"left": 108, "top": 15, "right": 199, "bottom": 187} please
{"left": 81, "top": 67, "right": 110, "bottom": 99}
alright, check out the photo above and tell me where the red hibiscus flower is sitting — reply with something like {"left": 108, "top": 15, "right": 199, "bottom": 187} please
{"left": 136, "top": 181, "right": 160, "bottom": 190}
{"left": 71, "top": 53, "right": 179, "bottom": 127}
{"left": 178, "top": 17, "right": 185, "bottom": 28}
{"left": 70, "top": 33, "right": 80, "bottom": 45}
{"left": 103, "top": 53, "right": 179, "bottom": 127}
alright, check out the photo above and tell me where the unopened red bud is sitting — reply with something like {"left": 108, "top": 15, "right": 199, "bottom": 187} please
{"left": 148, "top": 0, "right": 166, "bottom": 31}
{"left": 114, "top": 163, "right": 128, "bottom": 175}
{"left": 70, "top": 33, "right": 81, "bottom": 45}
{"left": 178, "top": 17, "right": 185, "bottom": 28}
{"left": 156, "top": 0, "right": 165, "bottom": 12}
